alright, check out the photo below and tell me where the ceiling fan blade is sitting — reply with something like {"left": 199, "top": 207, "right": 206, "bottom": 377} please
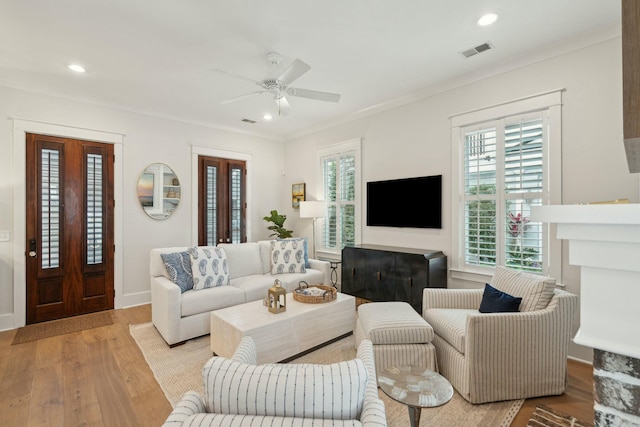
{"left": 287, "top": 87, "right": 341, "bottom": 103}
{"left": 277, "top": 59, "right": 311, "bottom": 86}
{"left": 211, "top": 68, "right": 261, "bottom": 86}
{"left": 220, "top": 91, "right": 265, "bottom": 104}
{"left": 275, "top": 95, "right": 291, "bottom": 116}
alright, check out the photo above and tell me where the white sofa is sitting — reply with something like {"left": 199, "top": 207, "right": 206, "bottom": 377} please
{"left": 162, "top": 336, "right": 387, "bottom": 426}
{"left": 150, "top": 240, "right": 331, "bottom": 346}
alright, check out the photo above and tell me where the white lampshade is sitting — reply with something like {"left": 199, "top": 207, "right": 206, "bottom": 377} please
{"left": 299, "top": 201, "right": 326, "bottom": 219}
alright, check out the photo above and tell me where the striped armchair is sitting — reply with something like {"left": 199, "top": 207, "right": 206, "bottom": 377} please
{"left": 162, "top": 336, "right": 387, "bottom": 426}
{"left": 422, "top": 267, "right": 578, "bottom": 404}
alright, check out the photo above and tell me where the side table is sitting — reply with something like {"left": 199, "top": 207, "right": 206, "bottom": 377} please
{"left": 329, "top": 261, "right": 341, "bottom": 287}
{"left": 378, "top": 365, "right": 453, "bottom": 427}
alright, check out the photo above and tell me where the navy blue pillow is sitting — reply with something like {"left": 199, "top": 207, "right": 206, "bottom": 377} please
{"left": 161, "top": 251, "right": 194, "bottom": 293}
{"left": 479, "top": 283, "right": 522, "bottom": 313}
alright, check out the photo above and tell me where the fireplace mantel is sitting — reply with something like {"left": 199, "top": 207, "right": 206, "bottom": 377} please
{"left": 532, "top": 204, "right": 640, "bottom": 360}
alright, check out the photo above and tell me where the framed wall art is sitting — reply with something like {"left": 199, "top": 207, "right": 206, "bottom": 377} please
{"left": 292, "top": 183, "right": 305, "bottom": 208}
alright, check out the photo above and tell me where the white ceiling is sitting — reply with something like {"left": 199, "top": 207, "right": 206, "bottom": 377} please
{"left": 0, "top": 1, "right": 621, "bottom": 140}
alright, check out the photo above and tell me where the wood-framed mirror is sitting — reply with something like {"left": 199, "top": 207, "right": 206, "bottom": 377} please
{"left": 137, "top": 163, "right": 181, "bottom": 220}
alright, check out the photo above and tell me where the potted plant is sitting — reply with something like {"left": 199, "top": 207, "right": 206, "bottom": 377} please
{"left": 263, "top": 209, "right": 293, "bottom": 238}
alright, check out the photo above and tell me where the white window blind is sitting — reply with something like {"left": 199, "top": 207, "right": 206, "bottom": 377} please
{"left": 317, "top": 139, "right": 361, "bottom": 255}
{"left": 322, "top": 152, "right": 356, "bottom": 249}
{"left": 462, "top": 116, "right": 545, "bottom": 273}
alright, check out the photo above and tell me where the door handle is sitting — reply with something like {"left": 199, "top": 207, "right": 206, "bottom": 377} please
{"left": 28, "top": 238, "right": 37, "bottom": 258}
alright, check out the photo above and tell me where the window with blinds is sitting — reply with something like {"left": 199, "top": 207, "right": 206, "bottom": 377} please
{"left": 41, "top": 148, "right": 61, "bottom": 269}
{"left": 463, "top": 115, "right": 545, "bottom": 273}
{"left": 321, "top": 151, "right": 357, "bottom": 251}
{"left": 86, "top": 153, "right": 104, "bottom": 265}
{"left": 205, "top": 164, "right": 218, "bottom": 246}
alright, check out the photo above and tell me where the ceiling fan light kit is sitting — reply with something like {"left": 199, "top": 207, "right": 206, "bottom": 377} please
{"left": 218, "top": 52, "right": 341, "bottom": 116}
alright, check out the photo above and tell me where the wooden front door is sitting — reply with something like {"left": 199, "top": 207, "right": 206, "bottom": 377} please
{"left": 25, "top": 133, "right": 115, "bottom": 324}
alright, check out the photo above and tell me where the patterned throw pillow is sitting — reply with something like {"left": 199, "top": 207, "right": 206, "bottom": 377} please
{"left": 188, "top": 246, "right": 230, "bottom": 290}
{"left": 277, "top": 237, "right": 310, "bottom": 267}
{"left": 271, "top": 239, "right": 306, "bottom": 274}
{"left": 160, "top": 251, "right": 194, "bottom": 293}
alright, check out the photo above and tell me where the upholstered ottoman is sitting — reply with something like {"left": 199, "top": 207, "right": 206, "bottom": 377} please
{"left": 355, "top": 301, "right": 437, "bottom": 375}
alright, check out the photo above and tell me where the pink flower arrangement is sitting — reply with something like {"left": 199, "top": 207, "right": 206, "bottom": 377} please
{"left": 508, "top": 211, "right": 530, "bottom": 237}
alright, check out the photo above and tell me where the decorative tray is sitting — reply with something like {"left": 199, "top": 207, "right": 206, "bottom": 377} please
{"left": 293, "top": 281, "right": 337, "bottom": 304}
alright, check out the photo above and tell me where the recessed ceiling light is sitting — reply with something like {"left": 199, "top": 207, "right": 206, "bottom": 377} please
{"left": 263, "top": 113, "right": 273, "bottom": 121}
{"left": 68, "top": 64, "right": 86, "bottom": 73}
{"left": 477, "top": 13, "right": 498, "bottom": 26}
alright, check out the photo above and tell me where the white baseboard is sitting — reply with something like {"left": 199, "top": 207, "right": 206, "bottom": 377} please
{"left": 116, "top": 290, "right": 151, "bottom": 309}
{"left": 0, "top": 312, "right": 19, "bottom": 332}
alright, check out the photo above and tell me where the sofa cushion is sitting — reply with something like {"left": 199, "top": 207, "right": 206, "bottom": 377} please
{"left": 258, "top": 240, "right": 274, "bottom": 274}
{"left": 181, "top": 286, "right": 246, "bottom": 317}
{"left": 203, "top": 356, "right": 368, "bottom": 420}
{"left": 160, "top": 251, "right": 194, "bottom": 293}
{"left": 229, "top": 275, "right": 276, "bottom": 303}
{"left": 490, "top": 266, "right": 555, "bottom": 312}
{"left": 189, "top": 247, "right": 230, "bottom": 290}
{"left": 479, "top": 283, "right": 522, "bottom": 313}
{"left": 423, "top": 308, "right": 476, "bottom": 354}
{"left": 270, "top": 239, "right": 306, "bottom": 274}
{"left": 218, "top": 242, "right": 263, "bottom": 279}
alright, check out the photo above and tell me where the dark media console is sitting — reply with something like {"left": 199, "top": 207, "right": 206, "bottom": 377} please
{"left": 341, "top": 244, "right": 447, "bottom": 313}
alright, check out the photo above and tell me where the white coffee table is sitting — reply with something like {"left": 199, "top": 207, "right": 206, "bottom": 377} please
{"left": 210, "top": 291, "right": 356, "bottom": 364}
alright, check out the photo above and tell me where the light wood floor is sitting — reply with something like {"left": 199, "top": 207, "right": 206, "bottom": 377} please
{"left": 0, "top": 304, "right": 594, "bottom": 426}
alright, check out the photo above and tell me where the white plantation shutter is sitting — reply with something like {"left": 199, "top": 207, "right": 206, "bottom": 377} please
{"left": 322, "top": 152, "right": 356, "bottom": 250}
{"left": 461, "top": 113, "right": 546, "bottom": 273}
{"left": 503, "top": 118, "right": 544, "bottom": 271}
{"left": 318, "top": 138, "right": 361, "bottom": 254}
{"left": 464, "top": 127, "right": 497, "bottom": 268}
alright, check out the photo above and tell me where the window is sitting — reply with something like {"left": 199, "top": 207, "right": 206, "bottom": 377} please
{"left": 451, "top": 91, "right": 562, "bottom": 280}
{"left": 317, "top": 139, "right": 362, "bottom": 256}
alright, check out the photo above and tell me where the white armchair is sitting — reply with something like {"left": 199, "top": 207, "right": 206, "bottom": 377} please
{"left": 422, "top": 266, "right": 578, "bottom": 404}
{"left": 162, "top": 336, "right": 387, "bottom": 426}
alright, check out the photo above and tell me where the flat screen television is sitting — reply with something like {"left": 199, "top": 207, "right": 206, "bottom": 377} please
{"left": 366, "top": 174, "right": 442, "bottom": 229}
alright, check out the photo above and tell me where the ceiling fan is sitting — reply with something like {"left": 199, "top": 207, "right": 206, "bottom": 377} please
{"left": 216, "top": 52, "right": 341, "bottom": 116}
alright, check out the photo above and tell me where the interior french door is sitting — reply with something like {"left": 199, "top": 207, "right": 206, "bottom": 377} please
{"left": 197, "top": 156, "right": 247, "bottom": 245}
{"left": 25, "top": 133, "right": 114, "bottom": 324}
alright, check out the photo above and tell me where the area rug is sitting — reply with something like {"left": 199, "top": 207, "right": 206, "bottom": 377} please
{"left": 130, "top": 322, "right": 523, "bottom": 426}
{"left": 12, "top": 311, "right": 114, "bottom": 344}
{"left": 527, "top": 404, "right": 593, "bottom": 427}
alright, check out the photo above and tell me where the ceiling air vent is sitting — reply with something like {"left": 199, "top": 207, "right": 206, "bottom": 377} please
{"left": 461, "top": 42, "right": 493, "bottom": 58}
{"left": 241, "top": 118, "right": 257, "bottom": 124}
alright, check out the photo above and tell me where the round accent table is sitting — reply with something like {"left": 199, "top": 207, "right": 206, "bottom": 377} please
{"left": 378, "top": 365, "right": 453, "bottom": 427}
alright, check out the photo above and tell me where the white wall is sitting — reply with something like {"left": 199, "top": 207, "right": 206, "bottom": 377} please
{"left": 285, "top": 36, "right": 634, "bottom": 362}
{"left": 0, "top": 86, "right": 287, "bottom": 330}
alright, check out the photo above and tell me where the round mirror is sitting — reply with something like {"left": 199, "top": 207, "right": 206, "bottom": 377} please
{"left": 137, "top": 163, "right": 181, "bottom": 220}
